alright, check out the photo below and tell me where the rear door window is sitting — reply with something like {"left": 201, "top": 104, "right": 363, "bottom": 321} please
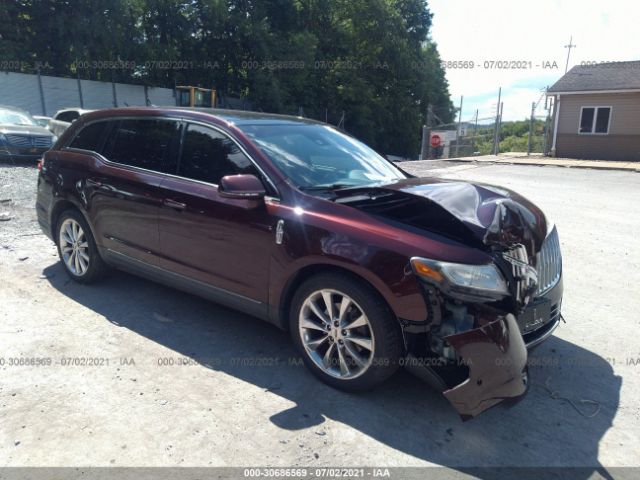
{"left": 178, "top": 123, "right": 259, "bottom": 184}
{"left": 69, "top": 122, "right": 109, "bottom": 152}
{"left": 102, "top": 119, "right": 180, "bottom": 173}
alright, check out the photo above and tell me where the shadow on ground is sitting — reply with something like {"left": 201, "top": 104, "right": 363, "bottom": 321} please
{"left": 45, "top": 263, "right": 620, "bottom": 476}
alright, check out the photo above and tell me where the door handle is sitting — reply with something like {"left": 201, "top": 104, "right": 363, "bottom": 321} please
{"left": 163, "top": 198, "right": 187, "bottom": 211}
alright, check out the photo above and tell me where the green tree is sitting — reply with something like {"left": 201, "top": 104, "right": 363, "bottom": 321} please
{"left": 2, "top": 0, "right": 454, "bottom": 156}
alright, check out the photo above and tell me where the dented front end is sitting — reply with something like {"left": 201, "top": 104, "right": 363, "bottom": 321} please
{"left": 405, "top": 281, "right": 536, "bottom": 419}
{"left": 410, "top": 229, "right": 562, "bottom": 418}
{"left": 386, "top": 181, "right": 561, "bottom": 418}
{"left": 408, "top": 234, "right": 562, "bottom": 417}
{"left": 332, "top": 178, "right": 563, "bottom": 418}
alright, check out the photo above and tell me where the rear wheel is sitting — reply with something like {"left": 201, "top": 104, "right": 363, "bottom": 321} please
{"left": 56, "top": 209, "right": 107, "bottom": 283}
{"left": 290, "top": 273, "right": 402, "bottom": 391}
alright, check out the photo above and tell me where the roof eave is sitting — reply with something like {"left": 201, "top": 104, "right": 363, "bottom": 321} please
{"left": 547, "top": 88, "right": 640, "bottom": 95}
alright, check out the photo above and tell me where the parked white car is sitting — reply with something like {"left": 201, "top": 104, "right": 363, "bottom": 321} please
{"left": 48, "top": 108, "right": 93, "bottom": 137}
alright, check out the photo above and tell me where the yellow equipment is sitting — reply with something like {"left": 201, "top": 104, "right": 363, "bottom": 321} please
{"left": 176, "top": 86, "right": 217, "bottom": 108}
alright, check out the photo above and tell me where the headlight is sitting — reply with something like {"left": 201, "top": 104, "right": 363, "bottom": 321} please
{"left": 51, "top": 135, "right": 58, "bottom": 145}
{"left": 0, "top": 134, "right": 7, "bottom": 146}
{"left": 410, "top": 257, "right": 509, "bottom": 301}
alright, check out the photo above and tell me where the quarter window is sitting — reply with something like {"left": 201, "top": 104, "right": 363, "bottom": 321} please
{"left": 178, "top": 124, "right": 259, "bottom": 184}
{"left": 69, "top": 122, "right": 108, "bottom": 152}
{"left": 579, "top": 107, "right": 611, "bottom": 134}
{"left": 103, "top": 119, "right": 180, "bottom": 172}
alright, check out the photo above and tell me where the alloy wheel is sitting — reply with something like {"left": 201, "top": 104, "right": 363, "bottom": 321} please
{"left": 298, "top": 289, "right": 375, "bottom": 379}
{"left": 59, "top": 218, "right": 90, "bottom": 276}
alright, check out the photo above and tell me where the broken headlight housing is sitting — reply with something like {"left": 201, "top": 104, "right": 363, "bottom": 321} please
{"left": 410, "top": 257, "right": 509, "bottom": 302}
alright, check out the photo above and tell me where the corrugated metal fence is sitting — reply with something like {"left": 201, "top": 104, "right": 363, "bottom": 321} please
{"left": 0, "top": 71, "right": 175, "bottom": 116}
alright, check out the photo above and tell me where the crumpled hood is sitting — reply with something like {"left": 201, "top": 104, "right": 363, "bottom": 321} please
{"left": 334, "top": 177, "right": 548, "bottom": 257}
{"left": 0, "top": 124, "right": 54, "bottom": 137}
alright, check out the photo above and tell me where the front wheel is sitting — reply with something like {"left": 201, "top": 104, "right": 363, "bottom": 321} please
{"left": 290, "top": 273, "right": 402, "bottom": 391}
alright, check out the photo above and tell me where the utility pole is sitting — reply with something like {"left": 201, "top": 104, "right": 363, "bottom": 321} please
{"left": 564, "top": 35, "right": 577, "bottom": 73}
{"left": 527, "top": 101, "right": 536, "bottom": 155}
{"left": 420, "top": 104, "right": 434, "bottom": 160}
{"left": 36, "top": 64, "right": 46, "bottom": 116}
{"left": 455, "top": 95, "right": 463, "bottom": 158}
{"left": 76, "top": 67, "right": 84, "bottom": 108}
{"left": 492, "top": 87, "right": 501, "bottom": 155}
{"left": 473, "top": 109, "right": 479, "bottom": 155}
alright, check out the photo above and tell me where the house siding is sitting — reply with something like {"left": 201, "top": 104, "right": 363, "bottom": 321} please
{"left": 555, "top": 92, "right": 640, "bottom": 160}
{"left": 556, "top": 134, "right": 640, "bottom": 161}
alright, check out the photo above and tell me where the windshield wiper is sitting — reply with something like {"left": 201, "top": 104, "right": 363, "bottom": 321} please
{"left": 298, "top": 183, "right": 360, "bottom": 192}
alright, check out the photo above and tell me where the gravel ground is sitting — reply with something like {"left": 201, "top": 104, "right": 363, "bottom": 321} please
{"left": 1, "top": 160, "right": 639, "bottom": 475}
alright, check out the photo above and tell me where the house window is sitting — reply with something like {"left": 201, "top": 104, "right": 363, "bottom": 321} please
{"left": 579, "top": 107, "right": 611, "bottom": 134}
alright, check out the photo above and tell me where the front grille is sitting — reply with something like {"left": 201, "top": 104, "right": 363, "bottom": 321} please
{"left": 5, "top": 134, "right": 52, "bottom": 148}
{"left": 536, "top": 227, "right": 562, "bottom": 295}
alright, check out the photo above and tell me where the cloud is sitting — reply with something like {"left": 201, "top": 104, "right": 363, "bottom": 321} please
{"left": 428, "top": 0, "right": 640, "bottom": 119}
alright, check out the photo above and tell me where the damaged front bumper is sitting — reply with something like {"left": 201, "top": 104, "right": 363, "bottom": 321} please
{"left": 404, "top": 275, "right": 563, "bottom": 419}
{"left": 442, "top": 314, "right": 528, "bottom": 419}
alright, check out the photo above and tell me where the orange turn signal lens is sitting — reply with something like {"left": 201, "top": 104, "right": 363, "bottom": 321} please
{"left": 411, "top": 259, "right": 443, "bottom": 282}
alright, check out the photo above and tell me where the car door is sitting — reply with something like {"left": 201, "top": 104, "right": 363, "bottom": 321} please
{"left": 157, "top": 122, "right": 277, "bottom": 306}
{"left": 83, "top": 117, "right": 181, "bottom": 266}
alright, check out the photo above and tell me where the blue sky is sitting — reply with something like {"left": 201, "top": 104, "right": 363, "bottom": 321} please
{"left": 427, "top": 0, "right": 640, "bottom": 121}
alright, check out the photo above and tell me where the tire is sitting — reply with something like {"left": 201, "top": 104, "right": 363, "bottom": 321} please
{"left": 55, "top": 209, "right": 107, "bottom": 284}
{"left": 290, "top": 272, "right": 402, "bottom": 391}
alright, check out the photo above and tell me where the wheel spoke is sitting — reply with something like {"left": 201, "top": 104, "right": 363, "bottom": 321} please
{"left": 78, "top": 253, "right": 88, "bottom": 272}
{"left": 346, "top": 335, "right": 373, "bottom": 351}
{"left": 61, "top": 245, "right": 73, "bottom": 253}
{"left": 343, "top": 314, "right": 367, "bottom": 330}
{"left": 74, "top": 250, "right": 81, "bottom": 273}
{"left": 338, "top": 296, "right": 352, "bottom": 323}
{"left": 322, "top": 291, "right": 335, "bottom": 320}
{"left": 66, "top": 250, "right": 76, "bottom": 270}
{"left": 343, "top": 341, "right": 366, "bottom": 368}
{"left": 305, "top": 335, "right": 329, "bottom": 350}
{"left": 301, "top": 317, "right": 326, "bottom": 332}
{"left": 64, "top": 224, "right": 74, "bottom": 243}
{"left": 322, "top": 342, "right": 336, "bottom": 369}
{"left": 337, "top": 346, "right": 350, "bottom": 376}
{"left": 309, "top": 298, "right": 329, "bottom": 324}
{"left": 78, "top": 241, "right": 88, "bottom": 249}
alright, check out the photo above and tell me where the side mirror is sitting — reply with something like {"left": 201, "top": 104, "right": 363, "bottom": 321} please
{"left": 219, "top": 174, "right": 266, "bottom": 200}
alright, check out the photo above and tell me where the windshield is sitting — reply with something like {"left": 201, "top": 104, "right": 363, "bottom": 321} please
{"left": 241, "top": 124, "right": 407, "bottom": 189}
{"left": 0, "top": 109, "right": 36, "bottom": 126}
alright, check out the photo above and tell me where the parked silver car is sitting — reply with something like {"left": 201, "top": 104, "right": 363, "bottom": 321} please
{"left": 0, "top": 106, "right": 56, "bottom": 162}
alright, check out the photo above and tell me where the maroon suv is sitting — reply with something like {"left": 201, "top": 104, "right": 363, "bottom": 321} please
{"left": 36, "top": 108, "right": 563, "bottom": 418}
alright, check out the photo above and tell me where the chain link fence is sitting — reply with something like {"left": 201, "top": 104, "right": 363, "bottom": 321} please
{"left": 419, "top": 91, "right": 554, "bottom": 160}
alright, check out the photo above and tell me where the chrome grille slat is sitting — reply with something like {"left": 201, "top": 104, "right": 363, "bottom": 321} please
{"left": 536, "top": 227, "right": 562, "bottom": 295}
{"left": 5, "top": 134, "right": 52, "bottom": 148}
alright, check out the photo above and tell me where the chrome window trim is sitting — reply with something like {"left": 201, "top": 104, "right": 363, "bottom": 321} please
{"left": 63, "top": 115, "right": 280, "bottom": 197}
